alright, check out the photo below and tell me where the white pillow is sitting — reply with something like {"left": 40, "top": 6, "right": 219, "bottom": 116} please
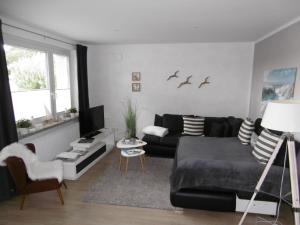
{"left": 142, "top": 125, "right": 168, "bottom": 137}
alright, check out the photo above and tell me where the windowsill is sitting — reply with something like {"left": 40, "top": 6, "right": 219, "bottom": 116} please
{"left": 18, "top": 116, "right": 78, "bottom": 139}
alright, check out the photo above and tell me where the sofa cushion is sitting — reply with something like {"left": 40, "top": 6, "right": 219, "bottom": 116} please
{"left": 238, "top": 118, "right": 254, "bottom": 145}
{"left": 142, "top": 125, "right": 168, "bottom": 137}
{"left": 204, "top": 117, "right": 227, "bottom": 136}
{"left": 227, "top": 116, "right": 243, "bottom": 136}
{"left": 207, "top": 122, "right": 225, "bottom": 137}
{"left": 253, "top": 118, "right": 293, "bottom": 167}
{"left": 160, "top": 134, "right": 181, "bottom": 147}
{"left": 142, "top": 134, "right": 161, "bottom": 146}
{"left": 143, "top": 133, "right": 181, "bottom": 147}
{"left": 182, "top": 116, "right": 204, "bottom": 136}
{"left": 162, "top": 114, "right": 183, "bottom": 134}
{"left": 143, "top": 144, "right": 175, "bottom": 158}
{"left": 252, "top": 129, "right": 280, "bottom": 164}
{"left": 154, "top": 114, "right": 163, "bottom": 127}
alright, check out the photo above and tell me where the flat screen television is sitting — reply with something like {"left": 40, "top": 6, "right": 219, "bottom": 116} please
{"left": 80, "top": 105, "right": 104, "bottom": 138}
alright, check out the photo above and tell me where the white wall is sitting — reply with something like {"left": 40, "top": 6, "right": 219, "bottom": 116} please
{"left": 19, "top": 122, "right": 79, "bottom": 161}
{"left": 87, "top": 43, "right": 254, "bottom": 138}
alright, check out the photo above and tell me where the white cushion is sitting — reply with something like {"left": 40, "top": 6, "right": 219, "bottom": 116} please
{"left": 142, "top": 125, "right": 168, "bottom": 137}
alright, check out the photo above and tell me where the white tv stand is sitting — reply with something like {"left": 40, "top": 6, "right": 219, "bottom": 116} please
{"left": 62, "top": 128, "right": 115, "bottom": 180}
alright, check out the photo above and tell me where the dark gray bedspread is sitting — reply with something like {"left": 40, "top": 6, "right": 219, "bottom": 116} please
{"left": 170, "top": 136, "right": 290, "bottom": 197}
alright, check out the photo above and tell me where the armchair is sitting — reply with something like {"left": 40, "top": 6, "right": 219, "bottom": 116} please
{"left": 5, "top": 143, "right": 67, "bottom": 209}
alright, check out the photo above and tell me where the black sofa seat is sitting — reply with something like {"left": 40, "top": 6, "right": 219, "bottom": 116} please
{"left": 143, "top": 144, "right": 176, "bottom": 158}
{"left": 143, "top": 133, "right": 181, "bottom": 147}
{"left": 170, "top": 189, "right": 236, "bottom": 211}
{"left": 143, "top": 133, "right": 181, "bottom": 158}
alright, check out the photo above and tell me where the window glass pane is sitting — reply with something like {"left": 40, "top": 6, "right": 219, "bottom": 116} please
{"left": 4, "top": 44, "right": 51, "bottom": 120}
{"left": 53, "top": 54, "right": 71, "bottom": 112}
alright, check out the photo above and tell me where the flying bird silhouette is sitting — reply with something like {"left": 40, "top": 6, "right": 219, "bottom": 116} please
{"left": 198, "top": 76, "right": 210, "bottom": 88}
{"left": 177, "top": 75, "right": 192, "bottom": 88}
{"left": 167, "top": 70, "right": 179, "bottom": 81}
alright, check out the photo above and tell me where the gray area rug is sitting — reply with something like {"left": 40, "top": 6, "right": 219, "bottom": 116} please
{"left": 83, "top": 157, "right": 175, "bottom": 210}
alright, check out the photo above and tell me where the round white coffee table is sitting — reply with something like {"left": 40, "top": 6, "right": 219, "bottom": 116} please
{"left": 116, "top": 139, "right": 147, "bottom": 175}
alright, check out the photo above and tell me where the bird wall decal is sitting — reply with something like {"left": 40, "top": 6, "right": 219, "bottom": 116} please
{"left": 167, "top": 70, "right": 179, "bottom": 81}
{"left": 198, "top": 76, "right": 210, "bottom": 88}
{"left": 177, "top": 75, "right": 192, "bottom": 88}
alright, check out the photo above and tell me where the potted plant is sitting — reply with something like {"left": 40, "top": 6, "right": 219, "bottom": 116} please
{"left": 68, "top": 107, "right": 78, "bottom": 118}
{"left": 124, "top": 100, "right": 137, "bottom": 141}
{"left": 16, "top": 119, "right": 32, "bottom": 135}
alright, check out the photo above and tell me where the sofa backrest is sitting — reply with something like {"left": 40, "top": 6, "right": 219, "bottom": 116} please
{"left": 154, "top": 114, "right": 163, "bottom": 126}
{"left": 204, "top": 116, "right": 243, "bottom": 137}
{"left": 162, "top": 114, "right": 183, "bottom": 134}
{"left": 154, "top": 114, "right": 243, "bottom": 137}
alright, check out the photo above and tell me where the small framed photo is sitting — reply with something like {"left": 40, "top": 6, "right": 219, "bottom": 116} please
{"left": 132, "top": 72, "right": 141, "bottom": 81}
{"left": 132, "top": 83, "right": 141, "bottom": 92}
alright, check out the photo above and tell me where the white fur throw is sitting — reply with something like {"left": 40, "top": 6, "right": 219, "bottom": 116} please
{"left": 0, "top": 143, "right": 63, "bottom": 182}
{"left": 142, "top": 125, "right": 168, "bottom": 137}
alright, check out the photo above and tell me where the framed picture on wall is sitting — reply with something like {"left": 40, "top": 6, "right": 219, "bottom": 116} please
{"left": 262, "top": 67, "right": 297, "bottom": 101}
{"left": 259, "top": 67, "right": 297, "bottom": 116}
{"left": 132, "top": 72, "right": 141, "bottom": 81}
{"left": 132, "top": 83, "right": 141, "bottom": 92}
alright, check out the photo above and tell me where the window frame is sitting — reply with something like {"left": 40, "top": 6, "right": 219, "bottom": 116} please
{"left": 52, "top": 53, "right": 72, "bottom": 113}
{"left": 4, "top": 34, "right": 75, "bottom": 122}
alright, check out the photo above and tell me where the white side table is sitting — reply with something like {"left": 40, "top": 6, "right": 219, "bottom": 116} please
{"left": 120, "top": 149, "right": 146, "bottom": 175}
{"left": 116, "top": 139, "right": 147, "bottom": 175}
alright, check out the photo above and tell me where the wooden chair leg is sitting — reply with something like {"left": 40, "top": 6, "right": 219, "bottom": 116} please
{"left": 125, "top": 158, "right": 129, "bottom": 176}
{"left": 142, "top": 155, "right": 146, "bottom": 165}
{"left": 119, "top": 154, "right": 123, "bottom": 171}
{"left": 139, "top": 155, "right": 144, "bottom": 172}
{"left": 62, "top": 181, "right": 68, "bottom": 189}
{"left": 57, "top": 188, "right": 64, "bottom": 205}
{"left": 20, "top": 195, "right": 26, "bottom": 210}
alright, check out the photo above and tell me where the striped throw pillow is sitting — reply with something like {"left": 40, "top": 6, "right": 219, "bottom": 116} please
{"left": 252, "top": 129, "right": 280, "bottom": 164}
{"left": 182, "top": 116, "right": 205, "bottom": 136}
{"left": 238, "top": 118, "right": 254, "bottom": 145}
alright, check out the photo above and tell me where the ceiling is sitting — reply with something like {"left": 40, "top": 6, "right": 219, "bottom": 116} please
{"left": 0, "top": 0, "right": 300, "bottom": 44}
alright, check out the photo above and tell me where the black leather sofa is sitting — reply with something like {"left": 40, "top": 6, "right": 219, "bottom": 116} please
{"left": 143, "top": 114, "right": 243, "bottom": 158}
{"left": 142, "top": 114, "right": 298, "bottom": 212}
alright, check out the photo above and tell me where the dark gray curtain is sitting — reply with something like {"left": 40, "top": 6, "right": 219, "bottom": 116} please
{"left": 76, "top": 45, "right": 90, "bottom": 136}
{"left": 0, "top": 19, "right": 18, "bottom": 201}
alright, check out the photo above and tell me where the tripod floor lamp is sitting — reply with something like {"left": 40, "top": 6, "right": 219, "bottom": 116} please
{"left": 238, "top": 100, "right": 300, "bottom": 225}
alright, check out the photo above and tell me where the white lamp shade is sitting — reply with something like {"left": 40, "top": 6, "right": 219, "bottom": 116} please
{"left": 261, "top": 100, "right": 300, "bottom": 132}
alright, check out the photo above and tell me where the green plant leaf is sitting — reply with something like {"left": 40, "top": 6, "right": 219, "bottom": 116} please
{"left": 124, "top": 99, "right": 137, "bottom": 138}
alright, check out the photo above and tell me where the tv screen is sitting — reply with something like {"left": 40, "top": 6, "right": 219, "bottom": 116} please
{"left": 80, "top": 105, "right": 104, "bottom": 137}
{"left": 89, "top": 105, "right": 104, "bottom": 131}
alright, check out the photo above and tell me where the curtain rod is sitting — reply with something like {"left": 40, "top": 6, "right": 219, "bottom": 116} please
{"left": 2, "top": 22, "right": 76, "bottom": 46}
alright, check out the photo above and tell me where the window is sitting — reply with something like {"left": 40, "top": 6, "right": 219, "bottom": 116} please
{"left": 53, "top": 54, "right": 71, "bottom": 112}
{"left": 4, "top": 42, "right": 73, "bottom": 121}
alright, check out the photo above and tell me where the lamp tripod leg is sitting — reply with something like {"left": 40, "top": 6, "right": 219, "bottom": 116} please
{"left": 238, "top": 136, "right": 285, "bottom": 225}
{"left": 287, "top": 137, "right": 300, "bottom": 225}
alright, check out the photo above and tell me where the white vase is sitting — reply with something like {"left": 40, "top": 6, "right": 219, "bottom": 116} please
{"left": 70, "top": 113, "right": 77, "bottom": 118}
{"left": 18, "top": 128, "right": 29, "bottom": 135}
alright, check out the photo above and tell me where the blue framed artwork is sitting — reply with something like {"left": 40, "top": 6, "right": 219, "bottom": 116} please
{"left": 262, "top": 67, "right": 297, "bottom": 101}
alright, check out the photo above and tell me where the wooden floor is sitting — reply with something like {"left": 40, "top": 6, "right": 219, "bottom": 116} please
{"left": 0, "top": 149, "right": 294, "bottom": 225}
